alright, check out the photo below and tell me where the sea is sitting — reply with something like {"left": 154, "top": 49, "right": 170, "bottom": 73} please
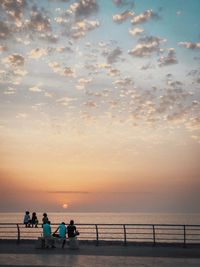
{"left": 0, "top": 212, "right": 200, "bottom": 225}
{"left": 0, "top": 213, "right": 200, "bottom": 243}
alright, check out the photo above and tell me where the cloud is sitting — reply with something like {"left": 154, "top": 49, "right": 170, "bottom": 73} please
{"left": 186, "top": 69, "right": 199, "bottom": 77}
{"left": 108, "top": 100, "right": 118, "bottom": 109}
{"left": 48, "top": 61, "right": 61, "bottom": 73}
{"left": 113, "top": 10, "right": 134, "bottom": 23}
{"left": 191, "top": 135, "right": 200, "bottom": 143}
{"left": 1, "top": 65, "right": 27, "bottom": 86}
{"left": 48, "top": 62, "right": 75, "bottom": 77}
{"left": 140, "top": 62, "right": 154, "bottom": 70}
{"left": 129, "top": 27, "right": 144, "bottom": 36}
{"left": 4, "top": 87, "right": 16, "bottom": 95}
{"left": 0, "top": 0, "right": 27, "bottom": 21}
{"left": 0, "top": 21, "right": 11, "bottom": 39}
{"left": 131, "top": 9, "right": 159, "bottom": 25}
{"left": 158, "top": 48, "right": 178, "bottom": 66}
{"left": 106, "top": 47, "right": 122, "bottom": 64}
{"left": 166, "top": 109, "right": 188, "bottom": 123}
{"left": 0, "top": 1, "right": 58, "bottom": 42}
{"left": 129, "top": 36, "right": 164, "bottom": 57}
{"left": 39, "top": 32, "right": 58, "bottom": 43}
{"left": 29, "top": 85, "right": 42, "bottom": 93}
{"left": 47, "top": 190, "right": 156, "bottom": 195}
{"left": 47, "top": 190, "right": 90, "bottom": 194}
{"left": 107, "top": 68, "right": 121, "bottom": 76}
{"left": 84, "top": 100, "right": 98, "bottom": 108}
{"left": 13, "top": 68, "right": 28, "bottom": 77}
{"left": 44, "top": 92, "right": 55, "bottom": 98}
{"left": 27, "top": 5, "right": 51, "bottom": 33}
{"left": 16, "top": 113, "right": 28, "bottom": 119}
{"left": 156, "top": 87, "right": 190, "bottom": 114}
{"left": 0, "top": 45, "right": 7, "bottom": 53}
{"left": 15, "top": 36, "right": 30, "bottom": 45}
{"left": 54, "top": 15, "right": 68, "bottom": 25}
{"left": 113, "top": 77, "right": 133, "bottom": 87}
{"left": 166, "top": 80, "right": 182, "bottom": 87}
{"left": 68, "top": 0, "right": 99, "bottom": 19}
{"left": 57, "top": 46, "right": 74, "bottom": 53}
{"left": 76, "top": 77, "right": 91, "bottom": 89}
{"left": 3, "top": 53, "right": 25, "bottom": 67}
{"left": 56, "top": 97, "right": 75, "bottom": 106}
{"left": 188, "top": 71, "right": 200, "bottom": 85}
{"left": 185, "top": 117, "right": 200, "bottom": 131}
{"left": 98, "top": 41, "right": 108, "bottom": 47}
{"left": 28, "top": 48, "right": 48, "bottom": 59}
{"left": 71, "top": 19, "right": 99, "bottom": 39}
{"left": 96, "top": 63, "right": 110, "bottom": 69}
{"left": 63, "top": 67, "right": 75, "bottom": 77}
{"left": 178, "top": 42, "right": 200, "bottom": 49}
{"left": 112, "top": 0, "right": 135, "bottom": 8}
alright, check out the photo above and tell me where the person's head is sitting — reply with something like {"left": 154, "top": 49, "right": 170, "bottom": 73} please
{"left": 47, "top": 221, "right": 51, "bottom": 225}
{"left": 61, "top": 222, "right": 65, "bottom": 225}
{"left": 25, "top": 211, "right": 29, "bottom": 215}
{"left": 70, "top": 220, "right": 74, "bottom": 225}
{"left": 32, "top": 212, "right": 36, "bottom": 216}
{"left": 43, "top": 213, "right": 47, "bottom": 217}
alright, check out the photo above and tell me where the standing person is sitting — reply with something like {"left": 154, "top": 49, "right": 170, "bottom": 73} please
{"left": 43, "top": 221, "right": 55, "bottom": 248}
{"left": 31, "top": 212, "right": 38, "bottom": 228}
{"left": 53, "top": 222, "right": 67, "bottom": 248}
{"left": 42, "top": 213, "right": 48, "bottom": 227}
{"left": 23, "top": 211, "right": 31, "bottom": 227}
{"left": 67, "top": 220, "right": 79, "bottom": 249}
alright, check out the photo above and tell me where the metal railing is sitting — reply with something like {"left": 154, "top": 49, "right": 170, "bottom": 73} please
{"left": 0, "top": 223, "right": 200, "bottom": 246}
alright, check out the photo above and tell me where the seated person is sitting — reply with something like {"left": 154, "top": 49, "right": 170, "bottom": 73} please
{"left": 67, "top": 220, "right": 79, "bottom": 249}
{"left": 43, "top": 221, "right": 55, "bottom": 248}
{"left": 23, "top": 211, "right": 31, "bottom": 227}
{"left": 53, "top": 222, "right": 67, "bottom": 248}
{"left": 31, "top": 212, "right": 38, "bottom": 228}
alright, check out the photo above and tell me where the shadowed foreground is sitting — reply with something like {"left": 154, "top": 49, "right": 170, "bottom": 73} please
{"left": 0, "top": 241, "right": 200, "bottom": 267}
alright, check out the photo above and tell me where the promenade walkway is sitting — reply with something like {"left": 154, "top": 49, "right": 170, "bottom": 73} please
{"left": 0, "top": 241, "right": 200, "bottom": 266}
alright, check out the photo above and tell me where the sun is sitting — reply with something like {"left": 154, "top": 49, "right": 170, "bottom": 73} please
{"left": 62, "top": 203, "right": 68, "bottom": 209}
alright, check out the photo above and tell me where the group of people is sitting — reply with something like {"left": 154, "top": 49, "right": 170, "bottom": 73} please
{"left": 23, "top": 211, "right": 79, "bottom": 249}
{"left": 23, "top": 211, "right": 48, "bottom": 228}
{"left": 23, "top": 211, "right": 38, "bottom": 228}
{"left": 43, "top": 219, "right": 79, "bottom": 249}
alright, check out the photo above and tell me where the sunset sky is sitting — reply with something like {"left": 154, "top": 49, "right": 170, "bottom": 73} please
{"left": 0, "top": 0, "right": 200, "bottom": 213}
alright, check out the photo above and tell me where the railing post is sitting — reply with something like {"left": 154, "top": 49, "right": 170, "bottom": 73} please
{"left": 152, "top": 225, "right": 156, "bottom": 246}
{"left": 183, "top": 225, "right": 186, "bottom": 247}
{"left": 95, "top": 224, "right": 99, "bottom": 246}
{"left": 17, "top": 224, "right": 20, "bottom": 244}
{"left": 123, "top": 224, "right": 127, "bottom": 246}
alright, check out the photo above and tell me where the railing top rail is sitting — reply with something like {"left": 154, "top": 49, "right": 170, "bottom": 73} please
{"left": 0, "top": 223, "right": 200, "bottom": 227}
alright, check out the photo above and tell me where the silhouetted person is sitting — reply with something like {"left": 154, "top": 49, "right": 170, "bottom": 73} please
{"left": 23, "top": 211, "right": 31, "bottom": 227}
{"left": 43, "top": 220, "right": 55, "bottom": 248}
{"left": 31, "top": 212, "right": 38, "bottom": 228}
{"left": 42, "top": 213, "right": 48, "bottom": 227}
{"left": 53, "top": 222, "right": 67, "bottom": 248}
{"left": 67, "top": 220, "right": 79, "bottom": 249}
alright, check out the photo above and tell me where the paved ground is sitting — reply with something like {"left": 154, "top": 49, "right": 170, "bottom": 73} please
{"left": 0, "top": 241, "right": 200, "bottom": 266}
{"left": 1, "top": 254, "right": 200, "bottom": 267}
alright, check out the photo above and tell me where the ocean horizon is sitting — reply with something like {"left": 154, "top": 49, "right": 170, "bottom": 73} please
{"left": 1, "top": 212, "right": 200, "bottom": 225}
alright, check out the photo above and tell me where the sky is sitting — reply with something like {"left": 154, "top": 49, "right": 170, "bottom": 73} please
{"left": 0, "top": 0, "right": 200, "bottom": 213}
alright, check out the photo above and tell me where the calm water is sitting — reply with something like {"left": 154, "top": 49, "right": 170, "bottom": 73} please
{"left": 1, "top": 212, "right": 200, "bottom": 243}
{"left": 0, "top": 212, "right": 200, "bottom": 225}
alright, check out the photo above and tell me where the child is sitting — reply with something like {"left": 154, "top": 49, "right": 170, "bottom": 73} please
{"left": 23, "top": 211, "right": 31, "bottom": 227}
{"left": 31, "top": 212, "right": 38, "bottom": 227}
